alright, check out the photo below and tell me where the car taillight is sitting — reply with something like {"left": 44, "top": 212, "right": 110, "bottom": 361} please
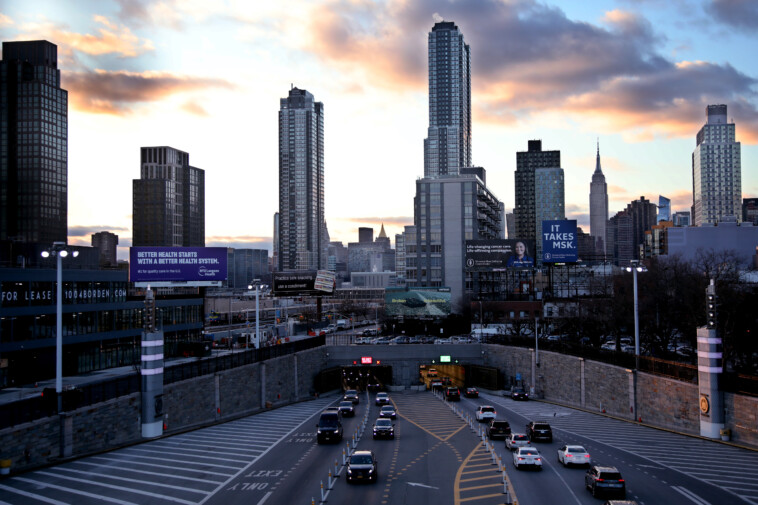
{"left": 566, "top": 454, "right": 572, "bottom": 458}
{"left": 596, "top": 478, "right": 604, "bottom": 482}
{"left": 618, "top": 479, "right": 625, "bottom": 482}
{"left": 585, "top": 454, "right": 590, "bottom": 458}
{"left": 518, "top": 457, "right": 524, "bottom": 461}
{"left": 536, "top": 458, "right": 541, "bottom": 461}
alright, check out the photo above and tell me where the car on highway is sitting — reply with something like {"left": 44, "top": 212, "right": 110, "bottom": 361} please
{"left": 445, "top": 386, "right": 460, "bottom": 401}
{"left": 434, "top": 337, "right": 452, "bottom": 344}
{"left": 602, "top": 501, "right": 638, "bottom": 505}
{"left": 371, "top": 336, "right": 392, "bottom": 344}
{"left": 337, "top": 401, "right": 355, "bottom": 417}
{"left": 486, "top": 420, "right": 511, "bottom": 440}
{"left": 316, "top": 410, "right": 343, "bottom": 444}
{"left": 354, "top": 336, "right": 372, "bottom": 344}
{"left": 585, "top": 465, "right": 626, "bottom": 499}
{"left": 389, "top": 336, "right": 411, "bottom": 345}
{"left": 427, "top": 368, "right": 438, "bottom": 377}
{"left": 346, "top": 450, "right": 378, "bottom": 483}
{"left": 430, "top": 380, "right": 444, "bottom": 391}
{"left": 375, "top": 392, "right": 390, "bottom": 405}
{"left": 510, "top": 386, "right": 529, "bottom": 401}
{"left": 526, "top": 421, "right": 553, "bottom": 442}
{"left": 372, "top": 418, "right": 395, "bottom": 439}
{"left": 505, "top": 433, "right": 531, "bottom": 451}
{"left": 379, "top": 404, "right": 397, "bottom": 419}
{"left": 475, "top": 405, "right": 497, "bottom": 422}
{"left": 362, "top": 328, "right": 378, "bottom": 337}
{"left": 557, "top": 445, "right": 592, "bottom": 466}
{"left": 512, "top": 447, "right": 543, "bottom": 470}
{"left": 464, "top": 387, "right": 479, "bottom": 398}
{"left": 343, "top": 389, "right": 360, "bottom": 404}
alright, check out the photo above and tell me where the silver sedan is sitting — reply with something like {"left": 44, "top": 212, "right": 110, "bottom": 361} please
{"left": 557, "top": 445, "right": 592, "bottom": 466}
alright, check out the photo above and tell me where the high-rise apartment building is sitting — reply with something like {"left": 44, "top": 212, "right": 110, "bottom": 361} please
{"left": 606, "top": 196, "right": 657, "bottom": 266}
{"left": 535, "top": 166, "right": 565, "bottom": 261}
{"left": 0, "top": 41, "right": 68, "bottom": 244}
{"left": 91, "top": 231, "right": 119, "bottom": 267}
{"left": 673, "top": 211, "right": 691, "bottom": 227}
{"left": 743, "top": 198, "right": 758, "bottom": 225}
{"left": 514, "top": 140, "right": 560, "bottom": 242}
{"left": 278, "top": 87, "right": 324, "bottom": 271}
{"left": 424, "top": 21, "right": 471, "bottom": 177}
{"left": 692, "top": 104, "right": 741, "bottom": 226}
{"left": 133, "top": 146, "right": 205, "bottom": 247}
{"left": 589, "top": 143, "right": 608, "bottom": 255}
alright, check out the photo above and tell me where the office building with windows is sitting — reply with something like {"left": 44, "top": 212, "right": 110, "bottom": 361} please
{"left": 424, "top": 21, "right": 471, "bottom": 178}
{"left": 589, "top": 143, "right": 608, "bottom": 255}
{"left": 692, "top": 104, "right": 741, "bottom": 226}
{"left": 535, "top": 166, "right": 565, "bottom": 261}
{"left": 658, "top": 195, "right": 671, "bottom": 223}
{"left": 91, "top": 231, "right": 119, "bottom": 268}
{"left": 133, "top": 146, "right": 205, "bottom": 247}
{"left": 0, "top": 40, "right": 68, "bottom": 244}
{"left": 278, "top": 87, "right": 324, "bottom": 271}
{"left": 514, "top": 140, "right": 560, "bottom": 242}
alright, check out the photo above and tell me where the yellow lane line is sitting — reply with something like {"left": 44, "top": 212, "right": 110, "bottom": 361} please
{"left": 459, "top": 483, "right": 505, "bottom": 492}
{"left": 460, "top": 475, "right": 504, "bottom": 483}
{"left": 460, "top": 493, "right": 507, "bottom": 502}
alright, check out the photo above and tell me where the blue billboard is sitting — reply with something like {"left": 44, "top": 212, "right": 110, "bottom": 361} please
{"left": 129, "top": 247, "right": 228, "bottom": 283}
{"left": 541, "top": 220, "right": 577, "bottom": 263}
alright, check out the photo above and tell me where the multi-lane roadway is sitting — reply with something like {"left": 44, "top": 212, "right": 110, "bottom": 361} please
{"left": 1, "top": 389, "right": 757, "bottom": 505}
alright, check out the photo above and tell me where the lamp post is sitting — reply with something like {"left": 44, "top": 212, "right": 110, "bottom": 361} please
{"left": 248, "top": 280, "right": 260, "bottom": 348}
{"left": 625, "top": 261, "right": 645, "bottom": 369}
{"left": 41, "top": 242, "right": 79, "bottom": 412}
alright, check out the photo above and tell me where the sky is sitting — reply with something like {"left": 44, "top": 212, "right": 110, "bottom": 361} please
{"left": 1, "top": 0, "right": 757, "bottom": 260}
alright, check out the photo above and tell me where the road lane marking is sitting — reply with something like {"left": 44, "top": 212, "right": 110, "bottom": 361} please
{"left": 72, "top": 460, "right": 224, "bottom": 483}
{"left": 255, "top": 491, "right": 272, "bottom": 505}
{"left": 672, "top": 485, "right": 712, "bottom": 504}
{"left": 408, "top": 482, "right": 439, "bottom": 489}
{"left": 49, "top": 467, "right": 212, "bottom": 494}
{"left": 11, "top": 477, "right": 140, "bottom": 505}
{"left": 0, "top": 483, "right": 70, "bottom": 505}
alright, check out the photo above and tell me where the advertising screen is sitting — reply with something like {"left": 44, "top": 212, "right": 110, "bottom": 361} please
{"left": 314, "top": 270, "right": 336, "bottom": 293}
{"left": 272, "top": 271, "right": 317, "bottom": 295}
{"left": 465, "top": 239, "right": 536, "bottom": 270}
{"left": 541, "top": 220, "right": 578, "bottom": 263}
{"left": 384, "top": 288, "right": 452, "bottom": 317}
{"left": 129, "top": 247, "right": 227, "bottom": 284}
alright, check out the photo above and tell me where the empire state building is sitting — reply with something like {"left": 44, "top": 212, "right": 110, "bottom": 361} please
{"left": 589, "top": 142, "right": 608, "bottom": 255}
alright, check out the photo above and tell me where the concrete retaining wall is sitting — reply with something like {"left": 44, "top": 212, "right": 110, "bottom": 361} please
{"left": 0, "top": 347, "right": 326, "bottom": 474}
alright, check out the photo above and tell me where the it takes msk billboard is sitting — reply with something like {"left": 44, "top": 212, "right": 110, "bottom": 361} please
{"left": 130, "top": 247, "right": 227, "bottom": 285}
{"left": 541, "top": 220, "right": 577, "bottom": 263}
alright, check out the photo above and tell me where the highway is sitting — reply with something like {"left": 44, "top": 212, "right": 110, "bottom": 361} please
{"left": 1, "top": 390, "right": 757, "bottom": 505}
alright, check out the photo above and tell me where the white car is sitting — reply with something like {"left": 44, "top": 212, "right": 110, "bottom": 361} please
{"left": 475, "top": 405, "right": 497, "bottom": 422}
{"left": 557, "top": 445, "right": 592, "bottom": 466}
{"left": 505, "top": 433, "right": 531, "bottom": 451}
{"left": 513, "top": 447, "right": 542, "bottom": 470}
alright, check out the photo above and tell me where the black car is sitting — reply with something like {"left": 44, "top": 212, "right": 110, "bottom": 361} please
{"left": 510, "top": 387, "right": 529, "bottom": 401}
{"left": 316, "top": 410, "right": 343, "bottom": 444}
{"left": 445, "top": 387, "right": 460, "bottom": 401}
{"left": 585, "top": 465, "right": 626, "bottom": 499}
{"left": 344, "top": 389, "right": 360, "bottom": 404}
{"left": 338, "top": 401, "right": 355, "bottom": 417}
{"left": 487, "top": 419, "right": 511, "bottom": 440}
{"left": 464, "top": 387, "right": 479, "bottom": 398}
{"left": 372, "top": 418, "right": 395, "bottom": 439}
{"left": 379, "top": 405, "right": 397, "bottom": 419}
{"left": 346, "top": 450, "right": 378, "bottom": 483}
{"left": 526, "top": 421, "right": 553, "bottom": 442}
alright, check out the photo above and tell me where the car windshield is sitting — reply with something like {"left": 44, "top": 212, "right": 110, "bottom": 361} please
{"left": 381, "top": 406, "right": 394, "bottom": 411}
{"left": 377, "top": 393, "right": 387, "bottom": 398}
{"left": 514, "top": 435, "right": 528, "bottom": 441}
{"left": 534, "top": 424, "right": 550, "bottom": 429}
{"left": 345, "top": 390, "right": 357, "bottom": 396}
{"left": 600, "top": 472, "right": 622, "bottom": 480}
{"left": 521, "top": 449, "right": 538, "bottom": 455}
{"left": 482, "top": 407, "right": 495, "bottom": 413}
{"left": 339, "top": 402, "right": 352, "bottom": 407}
{"left": 492, "top": 422, "right": 509, "bottom": 428}
{"left": 514, "top": 388, "right": 525, "bottom": 393}
{"left": 350, "top": 455, "right": 373, "bottom": 465}
{"left": 568, "top": 447, "right": 586, "bottom": 453}
{"left": 376, "top": 419, "right": 391, "bottom": 427}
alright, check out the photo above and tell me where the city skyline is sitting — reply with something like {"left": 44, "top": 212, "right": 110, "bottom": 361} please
{"left": 0, "top": 0, "right": 756, "bottom": 259}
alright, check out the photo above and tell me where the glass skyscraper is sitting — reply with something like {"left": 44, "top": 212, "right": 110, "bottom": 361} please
{"left": 658, "top": 195, "right": 671, "bottom": 222}
{"left": 535, "top": 166, "right": 565, "bottom": 261}
{"left": 0, "top": 40, "right": 68, "bottom": 244}
{"left": 278, "top": 87, "right": 324, "bottom": 271}
{"left": 424, "top": 21, "right": 471, "bottom": 177}
{"left": 692, "top": 104, "right": 741, "bottom": 226}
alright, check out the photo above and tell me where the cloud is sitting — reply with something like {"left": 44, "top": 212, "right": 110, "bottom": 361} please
{"left": 206, "top": 235, "right": 273, "bottom": 252}
{"left": 302, "top": 0, "right": 758, "bottom": 142}
{"left": 706, "top": 0, "right": 758, "bottom": 31}
{"left": 0, "top": 13, "right": 13, "bottom": 27}
{"left": 68, "top": 225, "right": 130, "bottom": 238}
{"left": 63, "top": 69, "right": 234, "bottom": 114}
{"left": 181, "top": 101, "right": 210, "bottom": 116}
{"left": 335, "top": 216, "right": 414, "bottom": 227}
{"left": 18, "top": 16, "right": 154, "bottom": 58}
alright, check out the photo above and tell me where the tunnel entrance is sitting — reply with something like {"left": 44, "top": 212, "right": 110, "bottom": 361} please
{"left": 419, "top": 363, "right": 466, "bottom": 389}
{"left": 341, "top": 365, "right": 392, "bottom": 391}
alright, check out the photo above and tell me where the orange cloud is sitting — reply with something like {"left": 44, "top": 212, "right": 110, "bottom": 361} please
{"left": 181, "top": 101, "right": 210, "bottom": 117}
{"left": 0, "top": 13, "right": 13, "bottom": 27}
{"left": 64, "top": 69, "right": 234, "bottom": 114}
{"left": 18, "top": 16, "right": 153, "bottom": 58}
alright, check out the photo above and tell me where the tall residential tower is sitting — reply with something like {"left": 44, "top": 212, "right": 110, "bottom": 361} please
{"left": 278, "top": 87, "right": 325, "bottom": 271}
{"left": 132, "top": 146, "right": 205, "bottom": 247}
{"left": 514, "top": 140, "right": 560, "bottom": 242}
{"left": 424, "top": 21, "right": 471, "bottom": 177}
{"left": 589, "top": 142, "right": 608, "bottom": 255}
{"left": 692, "top": 104, "right": 741, "bottom": 226}
{"left": 0, "top": 41, "right": 68, "bottom": 244}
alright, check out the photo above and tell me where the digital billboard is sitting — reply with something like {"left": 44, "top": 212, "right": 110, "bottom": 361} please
{"left": 130, "top": 247, "right": 227, "bottom": 285}
{"left": 272, "top": 271, "right": 317, "bottom": 295}
{"left": 541, "top": 220, "right": 578, "bottom": 263}
{"left": 384, "top": 287, "right": 452, "bottom": 317}
{"left": 465, "top": 239, "right": 536, "bottom": 270}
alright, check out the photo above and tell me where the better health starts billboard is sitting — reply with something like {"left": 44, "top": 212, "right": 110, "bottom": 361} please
{"left": 541, "top": 220, "right": 577, "bottom": 263}
{"left": 130, "top": 247, "right": 228, "bottom": 284}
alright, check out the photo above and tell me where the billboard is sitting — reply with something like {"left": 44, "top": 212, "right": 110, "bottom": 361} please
{"left": 384, "top": 288, "right": 452, "bottom": 317}
{"left": 465, "top": 239, "right": 536, "bottom": 270}
{"left": 130, "top": 247, "right": 227, "bottom": 285}
{"left": 314, "top": 270, "right": 336, "bottom": 293}
{"left": 541, "top": 220, "right": 578, "bottom": 263}
{"left": 272, "top": 271, "right": 317, "bottom": 295}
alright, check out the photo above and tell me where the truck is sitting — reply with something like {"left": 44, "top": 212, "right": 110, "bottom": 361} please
{"left": 336, "top": 319, "right": 349, "bottom": 329}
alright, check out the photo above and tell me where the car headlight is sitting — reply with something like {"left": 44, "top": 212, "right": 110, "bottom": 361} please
{"left": 368, "top": 468, "right": 374, "bottom": 474}
{"left": 347, "top": 468, "right": 354, "bottom": 475}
